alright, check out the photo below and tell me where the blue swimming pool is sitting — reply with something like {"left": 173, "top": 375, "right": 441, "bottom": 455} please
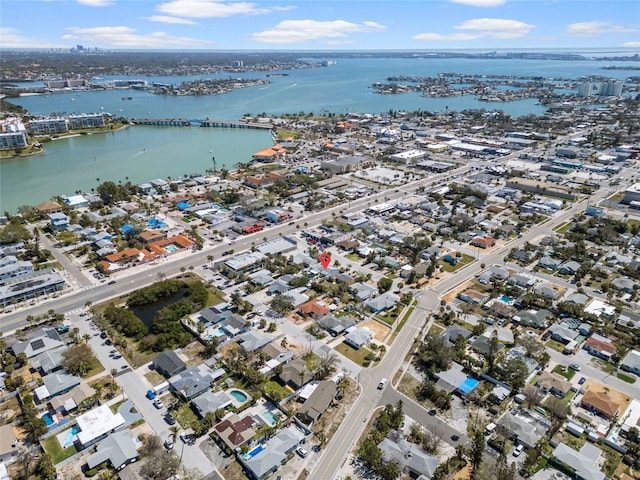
{"left": 262, "top": 410, "right": 277, "bottom": 426}
{"left": 164, "top": 244, "right": 179, "bottom": 253}
{"left": 42, "top": 413, "right": 54, "bottom": 426}
{"left": 63, "top": 426, "right": 80, "bottom": 448}
{"left": 500, "top": 295, "right": 512, "bottom": 304}
{"left": 245, "top": 445, "right": 264, "bottom": 458}
{"left": 229, "top": 390, "right": 248, "bottom": 402}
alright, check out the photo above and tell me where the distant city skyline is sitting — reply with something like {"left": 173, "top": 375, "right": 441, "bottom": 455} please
{"left": 1, "top": 0, "right": 639, "bottom": 51}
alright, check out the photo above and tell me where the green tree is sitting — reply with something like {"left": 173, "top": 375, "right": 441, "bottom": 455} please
{"left": 270, "top": 294, "right": 294, "bottom": 315}
{"left": 61, "top": 343, "right": 97, "bottom": 377}
{"left": 0, "top": 221, "right": 32, "bottom": 244}
{"left": 471, "top": 429, "right": 485, "bottom": 474}
{"left": 377, "top": 277, "right": 393, "bottom": 293}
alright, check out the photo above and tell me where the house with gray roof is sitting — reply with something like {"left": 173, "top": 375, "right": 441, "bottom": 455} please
{"left": 11, "top": 327, "right": 64, "bottom": 358}
{"left": 366, "top": 292, "right": 399, "bottom": 313}
{"left": 478, "top": 265, "right": 510, "bottom": 284}
{"left": 620, "top": 349, "right": 640, "bottom": 376}
{"left": 612, "top": 277, "right": 636, "bottom": 294}
{"left": 565, "top": 292, "right": 589, "bottom": 305}
{"left": 350, "top": 282, "right": 378, "bottom": 301}
{"left": 514, "top": 309, "right": 552, "bottom": 329}
{"left": 551, "top": 442, "right": 605, "bottom": 480}
{"left": 240, "top": 425, "right": 305, "bottom": 480}
{"left": 344, "top": 327, "right": 373, "bottom": 349}
{"left": 248, "top": 269, "right": 274, "bottom": 287}
{"left": 192, "top": 391, "right": 233, "bottom": 418}
{"left": 199, "top": 307, "right": 233, "bottom": 325}
{"left": 169, "top": 364, "right": 223, "bottom": 400}
{"left": 0, "top": 256, "right": 33, "bottom": 284}
{"left": 538, "top": 256, "right": 561, "bottom": 270}
{"left": 558, "top": 260, "right": 581, "bottom": 275}
{"left": 440, "top": 325, "right": 472, "bottom": 344}
{"left": 237, "top": 331, "right": 272, "bottom": 352}
{"left": 379, "top": 433, "right": 440, "bottom": 479}
{"left": 534, "top": 283, "right": 559, "bottom": 300}
{"left": 152, "top": 350, "right": 187, "bottom": 378}
{"left": 279, "top": 359, "right": 314, "bottom": 389}
{"left": 318, "top": 314, "right": 356, "bottom": 337}
{"left": 508, "top": 273, "right": 536, "bottom": 288}
{"left": 548, "top": 324, "right": 579, "bottom": 344}
{"left": 86, "top": 430, "right": 139, "bottom": 471}
{"left": 35, "top": 372, "right": 81, "bottom": 401}
{"left": 31, "top": 345, "right": 67, "bottom": 374}
{"left": 496, "top": 411, "right": 546, "bottom": 448}
{"left": 297, "top": 380, "right": 337, "bottom": 424}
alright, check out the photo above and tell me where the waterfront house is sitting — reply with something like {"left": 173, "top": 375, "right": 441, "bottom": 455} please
{"left": 49, "top": 212, "right": 70, "bottom": 231}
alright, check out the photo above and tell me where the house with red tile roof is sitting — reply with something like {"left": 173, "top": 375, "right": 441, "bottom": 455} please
{"left": 583, "top": 336, "right": 617, "bottom": 361}
{"left": 471, "top": 236, "right": 496, "bottom": 249}
{"left": 252, "top": 144, "right": 286, "bottom": 162}
{"left": 299, "top": 299, "right": 330, "bottom": 319}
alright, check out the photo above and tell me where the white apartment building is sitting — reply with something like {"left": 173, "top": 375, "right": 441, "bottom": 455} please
{"left": 0, "top": 119, "right": 28, "bottom": 150}
{"left": 29, "top": 117, "right": 69, "bottom": 135}
{"left": 68, "top": 113, "right": 105, "bottom": 129}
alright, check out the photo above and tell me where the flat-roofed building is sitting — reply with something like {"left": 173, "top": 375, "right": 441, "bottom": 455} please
{"left": 29, "top": 118, "right": 69, "bottom": 135}
{"left": 68, "top": 113, "right": 105, "bottom": 129}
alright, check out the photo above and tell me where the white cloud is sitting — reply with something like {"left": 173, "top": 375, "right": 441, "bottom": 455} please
{"left": 566, "top": 21, "right": 637, "bottom": 38}
{"left": 156, "top": 0, "right": 294, "bottom": 18}
{"left": 623, "top": 41, "right": 640, "bottom": 47}
{"left": 250, "top": 19, "right": 386, "bottom": 44}
{"left": 451, "top": 0, "right": 506, "bottom": 6}
{"left": 63, "top": 26, "right": 214, "bottom": 48}
{"left": 0, "top": 27, "right": 65, "bottom": 48}
{"left": 77, "top": 0, "right": 115, "bottom": 6}
{"left": 415, "top": 17, "right": 535, "bottom": 41}
{"left": 146, "top": 15, "right": 197, "bottom": 25}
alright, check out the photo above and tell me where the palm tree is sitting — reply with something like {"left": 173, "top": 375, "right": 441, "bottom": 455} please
{"left": 169, "top": 426, "right": 180, "bottom": 445}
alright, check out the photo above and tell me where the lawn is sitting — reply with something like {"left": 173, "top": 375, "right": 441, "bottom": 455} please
{"left": 144, "top": 370, "right": 166, "bottom": 387}
{"left": 552, "top": 365, "right": 576, "bottom": 381}
{"left": 41, "top": 433, "right": 78, "bottom": 464}
{"left": 428, "top": 324, "right": 444, "bottom": 335}
{"left": 303, "top": 352, "right": 320, "bottom": 370}
{"left": 553, "top": 222, "right": 572, "bottom": 234}
{"left": 563, "top": 391, "right": 576, "bottom": 404}
{"left": 84, "top": 357, "right": 105, "bottom": 378}
{"left": 345, "top": 253, "right": 361, "bottom": 262}
{"left": 617, "top": 372, "right": 636, "bottom": 384}
{"left": 264, "top": 379, "right": 290, "bottom": 401}
{"left": 334, "top": 342, "right": 374, "bottom": 367}
{"left": 174, "top": 402, "right": 198, "bottom": 430}
{"left": 546, "top": 339, "right": 566, "bottom": 353}
{"left": 388, "top": 303, "right": 416, "bottom": 345}
{"left": 439, "top": 254, "right": 475, "bottom": 273}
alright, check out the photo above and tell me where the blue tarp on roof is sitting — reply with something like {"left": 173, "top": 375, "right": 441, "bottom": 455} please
{"left": 176, "top": 202, "right": 190, "bottom": 210}
{"left": 121, "top": 224, "right": 135, "bottom": 233}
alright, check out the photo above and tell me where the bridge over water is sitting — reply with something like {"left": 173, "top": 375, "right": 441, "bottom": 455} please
{"left": 129, "top": 118, "right": 273, "bottom": 130}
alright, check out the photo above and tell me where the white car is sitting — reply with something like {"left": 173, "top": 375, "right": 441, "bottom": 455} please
{"left": 296, "top": 446, "right": 308, "bottom": 458}
{"left": 513, "top": 444, "right": 524, "bottom": 457}
{"left": 377, "top": 378, "right": 388, "bottom": 390}
{"left": 153, "top": 399, "right": 164, "bottom": 409}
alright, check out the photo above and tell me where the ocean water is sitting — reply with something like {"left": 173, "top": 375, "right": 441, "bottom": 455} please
{"left": 3, "top": 55, "right": 639, "bottom": 213}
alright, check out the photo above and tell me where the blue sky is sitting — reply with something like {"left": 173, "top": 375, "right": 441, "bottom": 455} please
{"left": 1, "top": 0, "right": 639, "bottom": 50}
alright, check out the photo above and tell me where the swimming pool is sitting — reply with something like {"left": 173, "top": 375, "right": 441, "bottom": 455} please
{"left": 63, "top": 426, "right": 80, "bottom": 448}
{"left": 261, "top": 410, "right": 278, "bottom": 426}
{"left": 229, "top": 390, "right": 248, "bottom": 402}
{"left": 42, "top": 413, "right": 55, "bottom": 426}
{"left": 208, "top": 328, "right": 224, "bottom": 338}
{"left": 243, "top": 445, "right": 264, "bottom": 459}
{"left": 164, "top": 244, "right": 179, "bottom": 253}
{"left": 500, "top": 295, "right": 512, "bottom": 304}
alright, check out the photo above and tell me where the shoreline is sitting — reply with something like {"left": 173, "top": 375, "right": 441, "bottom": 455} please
{"left": 0, "top": 124, "right": 131, "bottom": 160}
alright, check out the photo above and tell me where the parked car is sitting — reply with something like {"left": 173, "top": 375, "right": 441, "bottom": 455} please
{"left": 108, "top": 280, "right": 116, "bottom": 285}
{"left": 451, "top": 435, "right": 460, "bottom": 442}
{"left": 165, "top": 414, "right": 176, "bottom": 425}
{"left": 296, "top": 447, "right": 308, "bottom": 458}
{"left": 578, "top": 376, "right": 587, "bottom": 385}
{"left": 569, "top": 364, "right": 581, "bottom": 371}
{"left": 153, "top": 399, "right": 164, "bottom": 409}
{"left": 164, "top": 438, "right": 174, "bottom": 450}
{"left": 513, "top": 444, "right": 524, "bottom": 457}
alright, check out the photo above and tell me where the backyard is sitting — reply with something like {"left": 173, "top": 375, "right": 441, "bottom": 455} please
{"left": 334, "top": 342, "right": 375, "bottom": 367}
